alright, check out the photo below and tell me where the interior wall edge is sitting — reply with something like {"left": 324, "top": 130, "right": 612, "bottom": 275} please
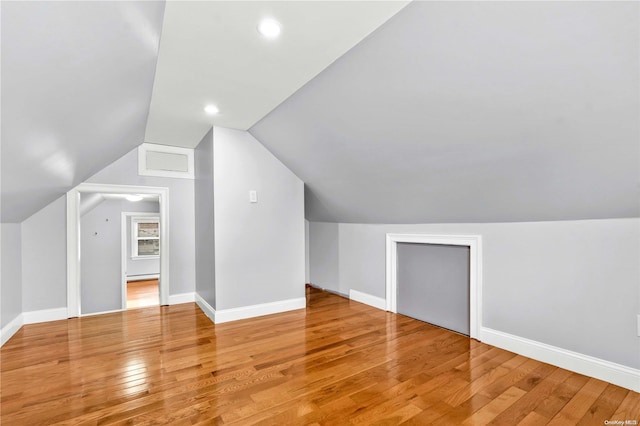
{"left": 0, "top": 314, "right": 23, "bottom": 347}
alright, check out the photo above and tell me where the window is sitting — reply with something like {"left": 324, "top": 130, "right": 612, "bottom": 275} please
{"left": 132, "top": 217, "right": 160, "bottom": 258}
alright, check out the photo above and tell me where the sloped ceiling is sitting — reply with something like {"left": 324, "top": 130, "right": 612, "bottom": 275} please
{"left": 1, "top": 0, "right": 408, "bottom": 223}
{"left": 250, "top": 1, "right": 640, "bottom": 223}
{"left": 144, "top": 1, "right": 408, "bottom": 146}
{"left": 1, "top": 1, "right": 165, "bottom": 223}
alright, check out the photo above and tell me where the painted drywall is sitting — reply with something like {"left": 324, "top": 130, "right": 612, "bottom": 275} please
{"left": 2, "top": 1, "right": 165, "bottom": 223}
{"left": 88, "top": 148, "right": 196, "bottom": 296}
{"left": 194, "top": 128, "right": 215, "bottom": 308}
{"left": 81, "top": 199, "right": 121, "bottom": 314}
{"left": 21, "top": 196, "right": 67, "bottom": 312}
{"left": 310, "top": 218, "right": 640, "bottom": 369}
{"left": 79, "top": 193, "right": 105, "bottom": 217}
{"left": 1, "top": 224, "right": 22, "bottom": 328}
{"left": 308, "top": 221, "right": 341, "bottom": 295}
{"left": 251, "top": 1, "right": 640, "bottom": 224}
{"left": 81, "top": 199, "right": 159, "bottom": 314}
{"left": 213, "top": 127, "right": 304, "bottom": 310}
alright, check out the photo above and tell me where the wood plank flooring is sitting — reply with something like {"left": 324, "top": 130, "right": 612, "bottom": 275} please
{"left": 1, "top": 287, "right": 638, "bottom": 425}
{"left": 126, "top": 279, "right": 159, "bottom": 309}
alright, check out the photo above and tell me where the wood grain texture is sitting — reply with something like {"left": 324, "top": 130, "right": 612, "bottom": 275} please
{"left": 1, "top": 287, "right": 638, "bottom": 425}
{"left": 126, "top": 279, "right": 159, "bottom": 309}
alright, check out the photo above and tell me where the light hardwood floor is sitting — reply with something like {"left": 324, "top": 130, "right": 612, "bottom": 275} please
{"left": 1, "top": 287, "right": 638, "bottom": 425}
{"left": 127, "top": 279, "right": 160, "bottom": 309}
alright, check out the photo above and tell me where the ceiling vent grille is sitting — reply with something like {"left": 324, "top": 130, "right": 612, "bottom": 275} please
{"left": 138, "top": 143, "right": 194, "bottom": 179}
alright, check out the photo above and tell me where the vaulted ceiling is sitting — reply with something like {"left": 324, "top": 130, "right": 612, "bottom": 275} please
{"left": 145, "top": 1, "right": 409, "bottom": 146}
{"left": 1, "top": 0, "right": 407, "bottom": 222}
{"left": 251, "top": 1, "right": 640, "bottom": 223}
{"left": 2, "top": 1, "right": 638, "bottom": 224}
{"left": 1, "top": 1, "right": 166, "bottom": 223}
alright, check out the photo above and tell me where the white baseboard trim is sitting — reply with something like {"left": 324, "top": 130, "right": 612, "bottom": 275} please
{"left": 22, "top": 307, "right": 68, "bottom": 325}
{"left": 1, "top": 314, "right": 24, "bottom": 346}
{"left": 82, "top": 308, "right": 125, "bottom": 317}
{"left": 214, "top": 297, "right": 306, "bottom": 324}
{"left": 195, "top": 293, "right": 216, "bottom": 323}
{"left": 349, "top": 289, "right": 386, "bottom": 311}
{"left": 480, "top": 327, "right": 640, "bottom": 392}
{"left": 126, "top": 274, "right": 160, "bottom": 282}
{"left": 169, "top": 292, "right": 195, "bottom": 305}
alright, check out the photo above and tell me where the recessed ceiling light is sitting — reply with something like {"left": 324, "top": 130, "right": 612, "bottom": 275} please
{"left": 126, "top": 195, "right": 143, "bottom": 202}
{"left": 204, "top": 104, "right": 219, "bottom": 115}
{"left": 257, "top": 18, "right": 281, "bottom": 39}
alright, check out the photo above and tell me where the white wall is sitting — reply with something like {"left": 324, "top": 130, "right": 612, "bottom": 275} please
{"left": 213, "top": 127, "right": 305, "bottom": 310}
{"left": 308, "top": 221, "right": 341, "bottom": 294}
{"left": 21, "top": 196, "right": 67, "bottom": 312}
{"left": 194, "top": 128, "right": 215, "bottom": 308}
{"left": 88, "top": 149, "right": 196, "bottom": 296}
{"left": 1, "top": 224, "right": 22, "bottom": 328}
{"left": 310, "top": 218, "right": 640, "bottom": 370}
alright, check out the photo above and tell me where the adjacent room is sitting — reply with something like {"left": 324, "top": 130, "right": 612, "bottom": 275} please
{"left": 1, "top": 1, "right": 639, "bottom": 424}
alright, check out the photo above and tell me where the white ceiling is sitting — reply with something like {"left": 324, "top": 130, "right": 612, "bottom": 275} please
{"left": 144, "top": 1, "right": 409, "bottom": 147}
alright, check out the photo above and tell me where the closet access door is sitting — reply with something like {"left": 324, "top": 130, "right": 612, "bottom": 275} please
{"left": 396, "top": 242, "right": 470, "bottom": 335}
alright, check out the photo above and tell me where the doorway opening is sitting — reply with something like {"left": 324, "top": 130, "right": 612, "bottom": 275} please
{"left": 385, "top": 233, "right": 482, "bottom": 339}
{"left": 67, "top": 183, "right": 170, "bottom": 317}
{"left": 122, "top": 211, "right": 160, "bottom": 310}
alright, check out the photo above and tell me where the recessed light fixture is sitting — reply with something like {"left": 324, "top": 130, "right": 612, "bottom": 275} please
{"left": 204, "top": 104, "right": 219, "bottom": 115}
{"left": 126, "top": 195, "right": 143, "bottom": 202}
{"left": 257, "top": 18, "right": 281, "bottom": 39}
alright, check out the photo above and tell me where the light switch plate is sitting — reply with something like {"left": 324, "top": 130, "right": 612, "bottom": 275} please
{"left": 249, "top": 190, "right": 257, "bottom": 203}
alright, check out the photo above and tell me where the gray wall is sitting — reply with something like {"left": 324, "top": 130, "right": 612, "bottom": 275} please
{"left": 1, "top": 223, "right": 22, "bottom": 327}
{"left": 309, "top": 218, "right": 640, "bottom": 369}
{"left": 21, "top": 196, "right": 67, "bottom": 312}
{"left": 250, "top": 1, "right": 640, "bottom": 224}
{"left": 194, "top": 128, "right": 215, "bottom": 308}
{"left": 308, "top": 221, "right": 341, "bottom": 294}
{"left": 81, "top": 199, "right": 121, "bottom": 314}
{"left": 81, "top": 199, "right": 159, "bottom": 314}
{"left": 213, "top": 127, "right": 305, "bottom": 310}
{"left": 88, "top": 148, "right": 196, "bottom": 296}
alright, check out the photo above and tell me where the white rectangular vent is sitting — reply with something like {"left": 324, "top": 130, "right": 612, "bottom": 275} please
{"left": 138, "top": 143, "right": 194, "bottom": 179}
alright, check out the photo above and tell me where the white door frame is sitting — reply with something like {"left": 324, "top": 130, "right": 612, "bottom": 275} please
{"left": 385, "top": 233, "right": 482, "bottom": 339}
{"left": 66, "top": 183, "right": 170, "bottom": 317}
{"left": 121, "top": 212, "right": 160, "bottom": 309}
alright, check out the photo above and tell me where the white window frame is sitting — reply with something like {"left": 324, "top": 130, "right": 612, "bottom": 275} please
{"left": 131, "top": 216, "right": 160, "bottom": 259}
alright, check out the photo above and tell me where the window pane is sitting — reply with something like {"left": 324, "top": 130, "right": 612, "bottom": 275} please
{"left": 138, "top": 222, "right": 159, "bottom": 237}
{"left": 138, "top": 239, "right": 159, "bottom": 256}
